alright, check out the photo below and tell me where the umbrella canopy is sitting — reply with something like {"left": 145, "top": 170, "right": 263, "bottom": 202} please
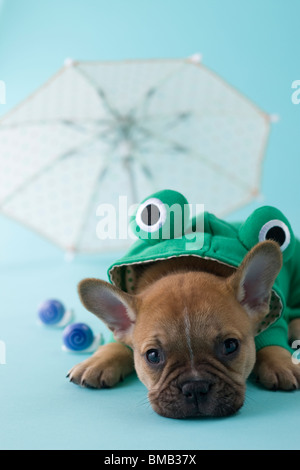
{"left": 0, "top": 57, "right": 271, "bottom": 253}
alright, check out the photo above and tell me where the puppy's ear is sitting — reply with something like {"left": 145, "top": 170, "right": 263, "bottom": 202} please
{"left": 78, "top": 279, "right": 137, "bottom": 344}
{"left": 228, "top": 241, "right": 282, "bottom": 325}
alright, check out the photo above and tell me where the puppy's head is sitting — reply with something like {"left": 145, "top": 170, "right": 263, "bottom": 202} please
{"left": 78, "top": 241, "right": 282, "bottom": 419}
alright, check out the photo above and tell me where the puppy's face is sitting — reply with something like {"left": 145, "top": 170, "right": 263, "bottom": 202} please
{"left": 132, "top": 273, "right": 255, "bottom": 418}
{"left": 79, "top": 241, "right": 282, "bottom": 419}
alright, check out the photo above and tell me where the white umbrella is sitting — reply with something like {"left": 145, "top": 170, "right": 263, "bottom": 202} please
{"left": 0, "top": 56, "right": 272, "bottom": 253}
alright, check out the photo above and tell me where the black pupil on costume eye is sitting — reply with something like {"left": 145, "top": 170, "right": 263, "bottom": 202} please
{"left": 141, "top": 204, "right": 160, "bottom": 226}
{"left": 265, "top": 226, "right": 286, "bottom": 246}
{"left": 146, "top": 349, "right": 161, "bottom": 364}
{"left": 223, "top": 339, "right": 239, "bottom": 355}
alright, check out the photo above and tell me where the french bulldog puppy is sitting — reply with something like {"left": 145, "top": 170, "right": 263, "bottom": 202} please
{"left": 68, "top": 241, "right": 300, "bottom": 418}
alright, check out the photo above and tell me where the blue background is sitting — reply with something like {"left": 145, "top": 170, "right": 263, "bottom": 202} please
{"left": 0, "top": 0, "right": 299, "bottom": 450}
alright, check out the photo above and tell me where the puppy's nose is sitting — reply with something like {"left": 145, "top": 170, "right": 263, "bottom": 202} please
{"left": 181, "top": 380, "right": 212, "bottom": 404}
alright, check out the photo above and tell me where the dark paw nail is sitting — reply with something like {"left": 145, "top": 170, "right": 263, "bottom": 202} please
{"left": 101, "top": 380, "right": 111, "bottom": 389}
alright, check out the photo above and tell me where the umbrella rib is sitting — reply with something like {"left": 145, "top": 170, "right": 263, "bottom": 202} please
{"left": 135, "top": 124, "right": 251, "bottom": 190}
{"left": 130, "top": 61, "right": 187, "bottom": 118}
{"left": 189, "top": 150, "right": 251, "bottom": 190}
{"left": 0, "top": 134, "right": 104, "bottom": 206}
{"left": 74, "top": 65, "right": 121, "bottom": 120}
{"left": 124, "top": 156, "right": 138, "bottom": 205}
{"left": 0, "top": 118, "right": 112, "bottom": 133}
{"left": 74, "top": 149, "right": 155, "bottom": 250}
{"left": 0, "top": 157, "right": 65, "bottom": 206}
{"left": 129, "top": 152, "right": 155, "bottom": 183}
{"left": 72, "top": 162, "right": 110, "bottom": 250}
{"left": 142, "top": 112, "right": 192, "bottom": 133}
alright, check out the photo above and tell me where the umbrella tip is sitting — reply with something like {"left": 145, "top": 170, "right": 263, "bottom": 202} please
{"left": 269, "top": 113, "right": 280, "bottom": 123}
{"left": 188, "top": 53, "right": 203, "bottom": 64}
{"left": 64, "top": 58, "right": 75, "bottom": 68}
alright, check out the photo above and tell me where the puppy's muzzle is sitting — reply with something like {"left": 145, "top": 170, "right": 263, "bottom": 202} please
{"left": 150, "top": 371, "right": 244, "bottom": 418}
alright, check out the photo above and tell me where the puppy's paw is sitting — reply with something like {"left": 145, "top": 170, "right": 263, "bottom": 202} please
{"left": 253, "top": 346, "right": 300, "bottom": 391}
{"left": 68, "top": 359, "right": 123, "bottom": 389}
{"left": 67, "top": 342, "right": 134, "bottom": 389}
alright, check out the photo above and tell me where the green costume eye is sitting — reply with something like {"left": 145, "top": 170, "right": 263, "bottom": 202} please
{"left": 131, "top": 189, "right": 189, "bottom": 244}
{"left": 136, "top": 198, "right": 167, "bottom": 233}
{"left": 238, "top": 206, "right": 295, "bottom": 261}
{"left": 258, "top": 219, "right": 291, "bottom": 252}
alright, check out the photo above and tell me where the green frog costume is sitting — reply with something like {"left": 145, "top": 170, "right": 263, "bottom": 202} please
{"left": 107, "top": 189, "right": 300, "bottom": 353}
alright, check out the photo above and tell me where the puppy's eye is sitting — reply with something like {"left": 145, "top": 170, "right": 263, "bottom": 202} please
{"left": 222, "top": 338, "right": 239, "bottom": 356}
{"left": 146, "top": 349, "right": 162, "bottom": 365}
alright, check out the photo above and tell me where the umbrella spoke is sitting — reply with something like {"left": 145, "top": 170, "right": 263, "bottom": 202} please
{"left": 74, "top": 66, "right": 121, "bottom": 120}
{"left": 186, "top": 150, "right": 252, "bottom": 190}
{"left": 129, "top": 153, "right": 155, "bottom": 183}
{"left": 0, "top": 118, "right": 112, "bottom": 133}
{"left": 130, "top": 61, "right": 187, "bottom": 118}
{"left": 61, "top": 119, "right": 112, "bottom": 134}
{"left": 0, "top": 155, "right": 65, "bottom": 206}
{"left": 0, "top": 132, "right": 108, "bottom": 206}
{"left": 123, "top": 157, "right": 138, "bottom": 205}
{"left": 134, "top": 124, "right": 251, "bottom": 190}
{"left": 144, "top": 112, "right": 192, "bottom": 131}
{"left": 134, "top": 123, "right": 189, "bottom": 153}
{"left": 73, "top": 161, "right": 110, "bottom": 249}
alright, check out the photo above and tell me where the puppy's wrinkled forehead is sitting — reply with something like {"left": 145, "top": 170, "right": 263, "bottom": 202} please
{"left": 135, "top": 271, "right": 250, "bottom": 349}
